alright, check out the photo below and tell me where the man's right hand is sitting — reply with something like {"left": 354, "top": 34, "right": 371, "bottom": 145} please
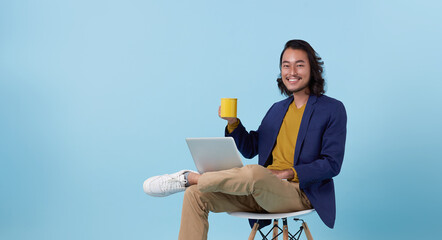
{"left": 218, "top": 106, "right": 238, "bottom": 125}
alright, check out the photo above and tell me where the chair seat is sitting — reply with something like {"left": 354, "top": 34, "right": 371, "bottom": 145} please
{"left": 227, "top": 209, "right": 315, "bottom": 220}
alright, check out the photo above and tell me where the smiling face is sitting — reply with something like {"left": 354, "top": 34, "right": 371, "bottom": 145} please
{"left": 280, "top": 48, "right": 311, "bottom": 96}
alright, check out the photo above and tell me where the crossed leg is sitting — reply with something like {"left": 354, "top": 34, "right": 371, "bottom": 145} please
{"left": 178, "top": 165, "right": 312, "bottom": 240}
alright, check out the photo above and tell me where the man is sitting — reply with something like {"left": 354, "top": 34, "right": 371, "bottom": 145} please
{"left": 143, "top": 39, "right": 347, "bottom": 240}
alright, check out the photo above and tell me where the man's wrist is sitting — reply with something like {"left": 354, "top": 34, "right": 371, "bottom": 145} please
{"left": 226, "top": 118, "right": 240, "bottom": 134}
{"left": 227, "top": 118, "right": 238, "bottom": 125}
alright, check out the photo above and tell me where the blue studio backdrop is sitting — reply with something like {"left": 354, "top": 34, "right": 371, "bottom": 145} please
{"left": 1, "top": 0, "right": 441, "bottom": 239}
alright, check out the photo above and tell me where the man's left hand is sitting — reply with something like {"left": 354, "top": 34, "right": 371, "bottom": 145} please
{"left": 268, "top": 169, "right": 294, "bottom": 180}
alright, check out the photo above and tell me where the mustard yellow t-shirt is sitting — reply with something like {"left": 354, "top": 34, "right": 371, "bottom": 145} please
{"left": 267, "top": 102, "right": 305, "bottom": 182}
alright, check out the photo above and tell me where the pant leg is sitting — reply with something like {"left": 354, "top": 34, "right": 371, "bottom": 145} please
{"left": 197, "top": 164, "right": 312, "bottom": 212}
{"left": 178, "top": 185, "right": 265, "bottom": 240}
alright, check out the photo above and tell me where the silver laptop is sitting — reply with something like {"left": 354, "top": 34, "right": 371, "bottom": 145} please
{"left": 185, "top": 137, "right": 244, "bottom": 173}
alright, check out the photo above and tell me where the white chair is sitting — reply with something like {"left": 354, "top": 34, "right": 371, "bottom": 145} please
{"left": 227, "top": 209, "right": 315, "bottom": 240}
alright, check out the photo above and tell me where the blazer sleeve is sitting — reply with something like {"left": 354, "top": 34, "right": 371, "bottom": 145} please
{"left": 225, "top": 121, "right": 259, "bottom": 159}
{"left": 295, "top": 101, "right": 347, "bottom": 189}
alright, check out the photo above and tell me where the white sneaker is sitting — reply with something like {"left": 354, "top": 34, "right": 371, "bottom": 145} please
{"left": 143, "top": 170, "right": 197, "bottom": 197}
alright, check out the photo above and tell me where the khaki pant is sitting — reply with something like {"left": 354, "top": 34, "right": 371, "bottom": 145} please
{"left": 178, "top": 165, "right": 312, "bottom": 240}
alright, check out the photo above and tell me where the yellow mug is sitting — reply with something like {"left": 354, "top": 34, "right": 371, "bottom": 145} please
{"left": 220, "top": 98, "right": 237, "bottom": 118}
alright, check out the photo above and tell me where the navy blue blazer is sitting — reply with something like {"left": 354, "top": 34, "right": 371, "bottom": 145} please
{"left": 226, "top": 94, "right": 347, "bottom": 228}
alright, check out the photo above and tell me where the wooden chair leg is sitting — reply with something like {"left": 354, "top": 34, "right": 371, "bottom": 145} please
{"left": 273, "top": 219, "right": 279, "bottom": 239}
{"left": 302, "top": 222, "right": 313, "bottom": 240}
{"left": 282, "top": 218, "right": 288, "bottom": 240}
{"left": 248, "top": 222, "right": 259, "bottom": 240}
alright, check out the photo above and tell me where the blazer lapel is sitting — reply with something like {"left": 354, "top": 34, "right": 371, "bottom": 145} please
{"left": 272, "top": 97, "right": 293, "bottom": 142}
{"left": 262, "top": 97, "right": 293, "bottom": 166}
{"left": 293, "top": 95, "right": 317, "bottom": 165}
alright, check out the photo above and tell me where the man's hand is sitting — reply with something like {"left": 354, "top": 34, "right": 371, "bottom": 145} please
{"left": 218, "top": 106, "right": 238, "bottom": 125}
{"left": 268, "top": 169, "right": 295, "bottom": 180}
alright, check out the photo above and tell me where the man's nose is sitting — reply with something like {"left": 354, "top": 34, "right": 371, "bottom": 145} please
{"left": 290, "top": 66, "right": 297, "bottom": 75}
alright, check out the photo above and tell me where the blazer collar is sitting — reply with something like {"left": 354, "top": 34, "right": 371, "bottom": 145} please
{"left": 283, "top": 94, "right": 318, "bottom": 109}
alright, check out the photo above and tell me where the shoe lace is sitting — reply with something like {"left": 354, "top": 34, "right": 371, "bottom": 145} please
{"left": 161, "top": 174, "right": 187, "bottom": 192}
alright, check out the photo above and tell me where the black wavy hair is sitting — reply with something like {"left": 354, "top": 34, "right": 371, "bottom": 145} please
{"left": 277, "top": 40, "right": 325, "bottom": 96}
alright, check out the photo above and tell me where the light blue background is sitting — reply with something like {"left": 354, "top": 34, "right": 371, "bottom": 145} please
{"left": 1, "top": 0, "right": 441, "bottom": 239}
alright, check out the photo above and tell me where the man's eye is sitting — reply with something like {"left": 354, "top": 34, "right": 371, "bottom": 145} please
{"left": 297, "top": 65, "right": 304, "bottom": 67}
{"left": 283, "top": 65, "right": 289, "bottom": 68}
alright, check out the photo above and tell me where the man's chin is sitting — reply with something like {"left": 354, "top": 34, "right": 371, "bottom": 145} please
{"left": 289, "top": 86, "right": 309, "bottom": 95}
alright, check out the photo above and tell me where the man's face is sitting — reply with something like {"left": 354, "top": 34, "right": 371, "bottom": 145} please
{"left": 280, "top": 48, "right": 311, "bottom": 95}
